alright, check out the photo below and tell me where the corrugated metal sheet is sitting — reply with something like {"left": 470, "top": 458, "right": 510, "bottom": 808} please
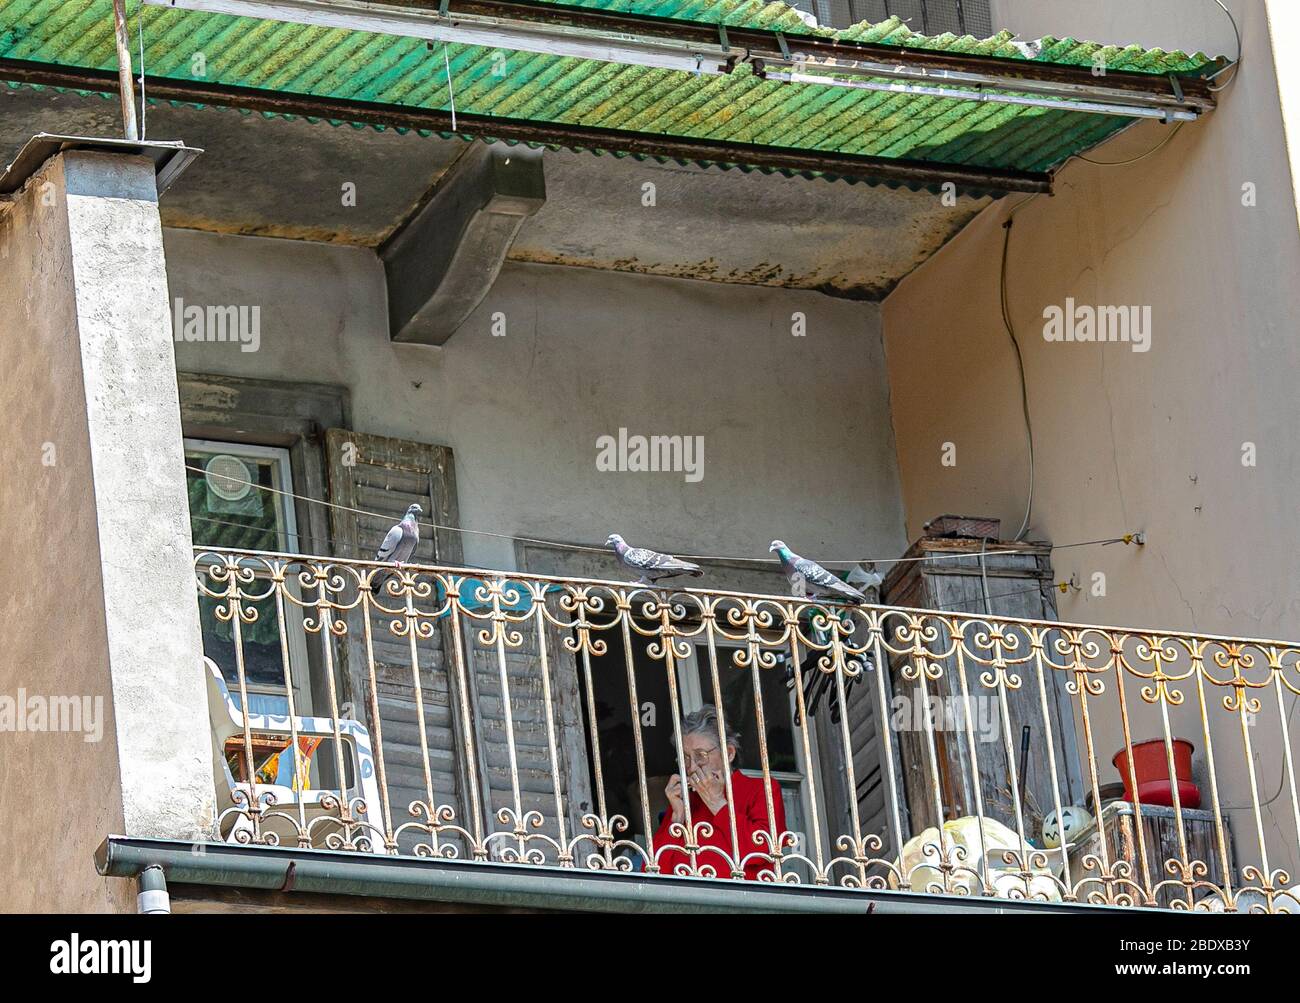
{"left": 0, "top": 0, "right": 1221, "bottom": 178}
{"left": 528, "top": 0, "right": 1217, "bottom": 75}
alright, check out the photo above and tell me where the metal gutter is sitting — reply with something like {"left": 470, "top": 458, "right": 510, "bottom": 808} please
{"left": 95, "top": 835, "right": 1119, "bottom": 913}
{"left": 254, "top": 0, "right": 1226, "bottom": 98}
{"left": 0, "top": 59, "right": 1052, "bottom": 194}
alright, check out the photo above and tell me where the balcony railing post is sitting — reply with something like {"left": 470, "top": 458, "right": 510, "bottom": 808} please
{"left": 358, "top": 579, "right": 396, "bottom": 851}
{"left": 701, "top": 614, "right": 743, "bottom": 878}
{"left": 951, "top": 625, "right": 993, "bottom": 895}
{"left": 1029, "top": 625, "right": 1073, "bottom": 895}
{"left": 272, "top": 560, "right": 311, "bottom": 847}
{"left": 447, "top": 586, "right": 487, "bottom": 859}
{"left": 742, "top": 605, "right": 781, "bottom": 881}
{"left": 532, "top": 591, "right": 571, "bottom": 865}
{"left": 786, "top": 613, "right": 826, "bottom": 881}
{"left": 1111, "top": 651, "right": 1154, "bottom": 901}
{"left": 1190, "top": 646, "right": 1232, "bottom": 903}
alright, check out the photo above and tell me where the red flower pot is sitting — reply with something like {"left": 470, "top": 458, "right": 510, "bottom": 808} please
{"left": 1112, "top": 739, "right": 1201, "bottom": 809}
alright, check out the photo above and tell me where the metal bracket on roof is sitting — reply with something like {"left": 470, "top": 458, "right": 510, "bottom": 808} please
{"left": 718, "top": 25, "right": 729, "bottom": 52}
{"left": 0, "top": 133, "right": 202, "bottom": 198}
{"left": 438, "top": 0, "right": 450, "bottom": 18}
{"left": 1168, "top": 73, "right": 1185, "bottom": 104}
{"left": 775, "top": 31, "right": 791, "bottom": 62}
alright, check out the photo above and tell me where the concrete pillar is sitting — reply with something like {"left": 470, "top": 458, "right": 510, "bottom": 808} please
{"left": 0, "top": 150, "right": 215, "bottom": 911}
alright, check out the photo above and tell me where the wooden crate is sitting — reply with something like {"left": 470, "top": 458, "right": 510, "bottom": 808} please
{"left": 1066, "top": 801, "right": 1235, "bottom": 908}
{"left": 881, "top": 536, "right": 1084, "bottom": 838}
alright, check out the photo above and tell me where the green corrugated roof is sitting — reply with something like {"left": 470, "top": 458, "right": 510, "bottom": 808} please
{"left": 524, "top": 0, "right": 1218, "bottom": 73}
{"left": 0, "top": 0, "right": 1224, "bottom": 187}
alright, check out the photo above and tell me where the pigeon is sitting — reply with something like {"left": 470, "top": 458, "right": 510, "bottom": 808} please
{"left": 606, "top": 533, "right": 703, "bottom": 585}
{"left": 769, "top": 540, "right": 867, "bottom": 604}
{"left": 376, "top": 503, "right": 422, "bottom": 565}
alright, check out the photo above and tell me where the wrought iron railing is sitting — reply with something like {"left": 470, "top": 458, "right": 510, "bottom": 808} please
{"left": 193, "top": 547, "right": 1300, "bottom": 912}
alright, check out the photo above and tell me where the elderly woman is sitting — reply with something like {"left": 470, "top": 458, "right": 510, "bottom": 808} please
{"left": 648, "top": 705, "right": 786, "bottom": 881}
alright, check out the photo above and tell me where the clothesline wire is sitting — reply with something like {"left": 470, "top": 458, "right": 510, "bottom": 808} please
{"left": 184, "top": 463, "right": 1139, "bottom": 568}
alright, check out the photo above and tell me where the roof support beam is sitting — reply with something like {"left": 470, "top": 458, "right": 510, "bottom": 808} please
{"left": 380, "top": 142, "right": 545, "bottom": 346}
{"left": 0, "top": 60, "right": 1055, "bottom": 194}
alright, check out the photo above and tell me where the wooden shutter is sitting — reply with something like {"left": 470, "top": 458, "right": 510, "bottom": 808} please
{"left": 325, "top": 429, "right": 588, "bottom": 860}
{"left": 326, "top": 429, "right": 469, "bottom": 854}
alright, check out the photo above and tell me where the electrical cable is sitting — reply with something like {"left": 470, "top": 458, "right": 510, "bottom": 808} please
{"left": 1207, "top": 0, "right": 1242, "bottom": 92}
{"left": 136, "top": 0, "right": 147, "bottom": 139}
{"left": 1073, "top": 120, "right": 1186, "bottom": 167}
{"left": 183, "top": 463, "right": 1140, "bottom": 568}
{"left": 443, "top": 42, "right": 457, "bottom": 132}
{"left": 999, "top": 212, "right": 1035, "bottom": 543}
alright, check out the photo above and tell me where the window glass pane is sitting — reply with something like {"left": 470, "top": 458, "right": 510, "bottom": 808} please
{"left": 198, "top": 591, "right": 290, "bottom": 692}
{"left": 187, "top": 443, "right": 298, "bottom": 696}
{"left": 185, "top": 446, "right": 293, "bottom": 551}
{"left": 696, "top": 648, "right": 797, "bottom": 774}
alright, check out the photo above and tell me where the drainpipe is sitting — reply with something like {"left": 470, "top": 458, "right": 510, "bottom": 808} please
{"left": 111, "top": 0, "right": 140, "bottom": 140}
{"left": 137, "top": 865, "right": 171, "bottom": 914}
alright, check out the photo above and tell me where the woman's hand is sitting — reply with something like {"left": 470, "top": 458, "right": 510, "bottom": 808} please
{"left": 691, "top": 768, "right": 728, "bottom": 814}
{"left": 665, "top": 774, "right": 686, "bottom": 821}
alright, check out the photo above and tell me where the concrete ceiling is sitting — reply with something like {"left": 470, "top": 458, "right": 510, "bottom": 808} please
{"left": 1, "top": 84, "right": 993, "bottom": 300}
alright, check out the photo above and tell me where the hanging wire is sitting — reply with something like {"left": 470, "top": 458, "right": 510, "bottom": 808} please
{"left": 1074, "top": 120, "right": 1187, "bottom": 167}
{"left": 1207, "top": 0, "right": 1242, "bottom": 93}
{"left": 938, "top": 581, "right": 1075, "bottom": 615}
{"left": 999, "top": 211, "right": 1035, "bottom": 543}
{"left": 443, "top": 42, "right": 457, "bottom": 132}
{"left": 136, "top": 0, "right": 147, "bottom": 139}
{"left": 183, "top": 463, "right": 1140, "bottom": 568}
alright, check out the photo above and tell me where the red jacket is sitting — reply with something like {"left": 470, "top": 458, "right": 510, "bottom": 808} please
{"left": 649, "top": 770, "right": 787, "bottom": 881}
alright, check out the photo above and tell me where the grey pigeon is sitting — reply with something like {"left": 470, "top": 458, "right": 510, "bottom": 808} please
{"left": 770, "top": 540, "right": 867, "bottom": 604}
{"left": 376, "top": 503, "right": 422, "bottom": 565}
{"left": 606, "top": 533, "right": 703, "bottom": 585}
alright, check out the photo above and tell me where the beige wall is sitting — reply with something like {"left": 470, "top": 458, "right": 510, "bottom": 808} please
{"left": 165, "top": 231, "right": 907, "bottom": 576}
{"left": 0, "top": 152, "right": 216, "bottom": 912}
{"left": 0, "top": 154, "right": 128, "bottom": 913}
{"left": 884, "top": 0, "right": 1300, "bottom": 890}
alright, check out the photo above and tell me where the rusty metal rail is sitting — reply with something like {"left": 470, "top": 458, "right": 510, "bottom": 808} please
{"left": 194, "top": 546, "right": 1300, "bottom": 912}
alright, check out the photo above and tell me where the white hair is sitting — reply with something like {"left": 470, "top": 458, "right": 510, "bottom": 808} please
{"left": 681, "top": 704, "right": 740, "bottom": 754}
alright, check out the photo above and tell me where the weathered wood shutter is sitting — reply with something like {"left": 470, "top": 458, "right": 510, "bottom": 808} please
{"left": 326, "top": 429, "right": 469, "bottom": 853}
{"left": 325, "top": 429, "right": 588, "bottom": 860}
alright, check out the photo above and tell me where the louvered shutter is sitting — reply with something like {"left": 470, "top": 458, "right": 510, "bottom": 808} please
{"left": 326, "top": 429, "right": 470, "bottom": 854}
{"left": 325, "top": 429, "right": 588, "bottom": 861}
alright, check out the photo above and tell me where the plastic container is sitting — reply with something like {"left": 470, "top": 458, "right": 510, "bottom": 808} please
{"left": 1112, "top": 738, "right": 1201, "bottom": 809}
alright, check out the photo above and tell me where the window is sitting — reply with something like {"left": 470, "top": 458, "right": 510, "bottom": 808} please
{"left": 186, "top": 439, "right": 312, "bottom": 716}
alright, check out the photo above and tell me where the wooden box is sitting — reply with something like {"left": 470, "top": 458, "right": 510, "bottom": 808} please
{"left": 1065, "top": 801, "right": 1235, "bottom": 908}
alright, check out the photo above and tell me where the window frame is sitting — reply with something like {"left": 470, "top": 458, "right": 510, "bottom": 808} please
{"left": 186, "top": 437, "right": 314, "bottom": 714}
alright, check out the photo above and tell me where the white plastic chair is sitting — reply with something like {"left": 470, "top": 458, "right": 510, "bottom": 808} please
{"left": 204, "top": 657, "right": 388, "bottom": 854}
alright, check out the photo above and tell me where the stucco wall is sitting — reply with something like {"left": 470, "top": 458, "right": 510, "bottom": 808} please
{"left": 0, "top": 151, "right": 217, "bottom": 913}
{"left": 0, "top": 156, "right": 127, "bottom": 913}
{"left": 884, "top": 0, "right": 1300, "bottom": 888}
{"left": 165, "top": 230, "right": 906, "bottom": 575}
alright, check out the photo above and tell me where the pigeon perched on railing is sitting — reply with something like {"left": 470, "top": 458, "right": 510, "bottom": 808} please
{"left": 606, "top": 533, "right": 703, "bottom": 585}
{"left": 376, "top": 503, "right": 422, "bottom": 565}
{"left": 770, "top": 540, "right": 867, "bottom": 604}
